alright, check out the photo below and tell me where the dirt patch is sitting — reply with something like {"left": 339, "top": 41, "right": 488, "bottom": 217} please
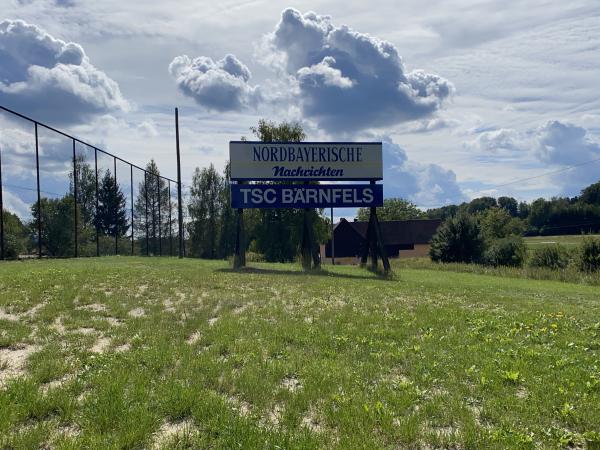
{"left": 163, "top": 299, "right": 177, "bottom": 313}
{"left": 301, "top": 407, "right": 323, "bottom": 433}
{"left": 151, "top": 419, "right": 197, "bottom": 449}
{"left": 208, "top": 317, "right": 219, "bottom": 327}
{"left": 104, "top": 317, "right": 123, "bottom": 327}
{"left": 115, "top": 343, "right": 131, "bottom": 352}
{"left": 56, "top": 423, "right": 80, "bottom": 438}
{"left": 128, "top": 307, "right": 145, "bottom": 318}
{"left": 91, "top": 337, "right": 111, "bottom": 353}
{"left": 266, "top": 403, "right": 284, "bottom": 427}
{"left": 186, "top": 331, "right": 202, "bottom": 345}
{"left": 136, "top": 285, "right": 149, "bottom": 298}
{"left": 427, "top": 386, "right": 448, "bottom": 398}
{"left": 232, "top": 304, "right": 248, "bottom": 315}
{"left": 41, "top": 373, "right": 76, "bottom": 393}
{"left": 425, "top": 423, "right": 458, "bottom": 438}
{"left": 381, "top": 369, "right": 412, "bottom": 388}
{"left": 78, "top": 303, "right": 107, "bottom": 313}
{"left": 227, "top": 395, "right": 251, "bottom": 417}
{"left": 516, "top": 387, "right": 529, "bottom": 399}
{"left": 0, "top": 308, "right": 20, "bottom": 321}
{"left": 0, "top": 343, "right": 40, "bottom": 385}
{"left": 281, "top": 375, "right": 302, "bottom": 392}
{"left": 23, "top": 301, "right": 47, "bottom": 318}
{"left": 51, "top": 317, "right": 66, "bottom": 334}
{"left": 74, "top": 327, "right": 96, "bottom": 335}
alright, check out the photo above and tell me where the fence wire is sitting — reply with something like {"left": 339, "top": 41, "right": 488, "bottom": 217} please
{"left": 0, "top": 105, "right": 182, "bottom": 259}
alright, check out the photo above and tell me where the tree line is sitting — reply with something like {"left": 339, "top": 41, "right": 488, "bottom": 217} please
{"left": 1, "top": 119, "right": 330, "bottom": 261}
{"left": 3, "top": 117, "right": 598, "bottom": 261}
{"left": 358, "top": 181, "right": 600, "bottom": 237}
{"left": 185, "top": 119, "right": 328, "bottom": 262}
{"left": 426, "top": 182, "right": 600, "bottom": 236}
{"left": 1, "top": 156, "right": 176, "bottom": 258}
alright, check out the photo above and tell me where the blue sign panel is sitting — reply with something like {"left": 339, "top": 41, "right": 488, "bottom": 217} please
{"left": 231, "top": 184, "right": 383, "bottom": 209}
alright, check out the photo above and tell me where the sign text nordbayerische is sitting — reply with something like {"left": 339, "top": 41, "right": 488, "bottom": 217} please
{"left": 230, "top": 141, "right": 383, "bottom": 181}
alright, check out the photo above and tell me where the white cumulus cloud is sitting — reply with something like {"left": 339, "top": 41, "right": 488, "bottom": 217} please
{"left": 169, "top": 54, "right": 261, "bottom": 112}
{"left": 260, "top": 8, "right": 454, "bottom": 133}
{"left": 382, "top": 139, "right": 466, "bottom": 207}
{"left": 465, "top": 120, "right": 600, "bottom": 196}
{"left": 0, "top": 19, "right": 129, "bottom": 124}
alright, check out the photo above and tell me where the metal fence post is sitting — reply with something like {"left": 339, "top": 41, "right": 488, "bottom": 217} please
{"left": 72, "top": 139, "right": 78, "bottom": 257}
{"left": 35, "top": 123, "right": 42, "bottom": 258}
{"left": 0, "top": 141, "right": 4, "bottom": 260}
{"left": 168, "top": 181, "right": 173, "bottom": 256}
{"left": 144, "top": 171, "right": 149, "bottom": 256}
{"left": 94, "top": 147, "right": 99, "bottom": 257}
{"left": 175, "top": 107, "right": 184, "bottom": 258}
{"left": 152, "top": 176, "right": 157, "bottom": 255}
{"left": 157, "top": 175, "right": 162, "bottom": 256}
{"left": 130, "top": 164, "right": 134, "bottom": 256}
{"left": 114, "top": 156, "right": 118, "bottom": 255}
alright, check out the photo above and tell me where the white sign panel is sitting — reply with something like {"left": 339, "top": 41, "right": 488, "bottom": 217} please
{"left": 229, "top": 141, "right": 383, "bottom": 181}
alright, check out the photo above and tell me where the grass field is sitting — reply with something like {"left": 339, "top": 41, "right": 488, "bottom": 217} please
{"left": 524, "top": 234, "right": 600, "bottom": 249}
{"left": 1, "top": 257, "right": 599, "bottom": 449}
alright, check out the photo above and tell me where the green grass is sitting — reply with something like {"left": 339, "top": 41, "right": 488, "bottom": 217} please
{"left": 0, "top": 257, "right": 599, "bottom": 449}
{"left": 524, "top": 234, "right": 600, "bottom": 249}
{"left": 398, "top": 257, "right": 600, "bottom": 286}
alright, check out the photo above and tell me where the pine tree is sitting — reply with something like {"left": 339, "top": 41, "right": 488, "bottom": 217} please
{"left": 188, "top": 164, "right": 222, "bottom": 258}
{"left": 95, "top": 170, "right": 129, "bottom": 237}
{"left": 133, "top": 160, "right": 173, "bottom": 255}
{"left": 217, "top": 161, "right": 237, "bottom": 258}
{"left": 69, "top": 153, "right": 97, "bottom": 227}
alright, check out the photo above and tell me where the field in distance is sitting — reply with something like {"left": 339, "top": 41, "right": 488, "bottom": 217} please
{"left": 0, "top": 257, "right": 599, "bottom": 449}
{"left": 524, "top": 234, "right": 600, "bottom": 249}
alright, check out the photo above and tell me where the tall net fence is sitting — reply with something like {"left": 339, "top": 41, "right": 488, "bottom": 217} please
{"left": 0, "top": 105, "right": 182, "bottom": 259}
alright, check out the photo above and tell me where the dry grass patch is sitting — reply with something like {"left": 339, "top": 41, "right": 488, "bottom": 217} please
{"left": 151, "top": 418, "right": 198, "bottom": 449}
{"left": 128, "top": 307, "right": 145, "bottom": 318}
{"left": 0, "top": 343, "right": 40, "bottom": 385}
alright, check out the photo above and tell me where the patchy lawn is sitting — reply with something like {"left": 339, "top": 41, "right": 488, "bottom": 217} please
{"left": 0, "top": 257, "right": 599, "bottom": 448}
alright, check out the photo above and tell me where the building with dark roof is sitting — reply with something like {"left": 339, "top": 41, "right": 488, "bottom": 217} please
{"left": 321, "top": 218, "right": 442, "bottom": 263}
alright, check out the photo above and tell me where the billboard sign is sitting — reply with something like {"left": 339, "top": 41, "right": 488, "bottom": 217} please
{"left": 229, "top": 141, "right": 382, "bottom": 181}
{"left": 231, "top": 184, "right": 383, "bottom": 209}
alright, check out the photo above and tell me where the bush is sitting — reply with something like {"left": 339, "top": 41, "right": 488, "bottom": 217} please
{"left": 483, "top": 236, "right": 526, "bottom": 267}
{"left": 3, "top": 233, "right": 24, "bottom": 259}
{"left": 430, "top": 214, "right": 485, "bottom": 263}
{"left": 528, "top": 245, "right": 570, "bottom": 270}
{"left": 577, "top": 237, "right": 600, "bottom": 272}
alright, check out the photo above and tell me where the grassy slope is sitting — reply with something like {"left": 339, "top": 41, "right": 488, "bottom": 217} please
{"left": 524, "top": 234, "right": 600, "bottom": 248}
{"left": 0, "top": 257, "right": 599, "bottom": 449}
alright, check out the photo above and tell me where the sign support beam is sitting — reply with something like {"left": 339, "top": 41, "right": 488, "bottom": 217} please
{"left": 330, "top": 207, "right": 335, "bottom": 265}
{"left": 360, "top": 181, "right": 390, "bottom": 273}
{"left": 233, "top": 182, "right": 246, "bottom": 269}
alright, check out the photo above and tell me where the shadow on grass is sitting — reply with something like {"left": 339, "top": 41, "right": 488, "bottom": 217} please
{"left": 216, "top": 265, "right": 395, "bottom": 281}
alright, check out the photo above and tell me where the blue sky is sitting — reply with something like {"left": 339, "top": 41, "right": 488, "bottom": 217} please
{"left": 1, "top": 0, "right": 599, "bottom": 219}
